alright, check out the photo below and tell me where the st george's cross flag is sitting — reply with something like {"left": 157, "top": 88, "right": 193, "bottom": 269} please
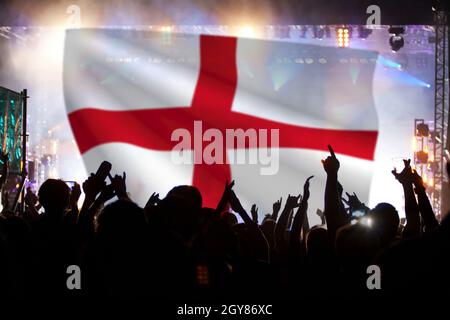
{"left": 64, "top": 29, "right": 378, "bottom": 225}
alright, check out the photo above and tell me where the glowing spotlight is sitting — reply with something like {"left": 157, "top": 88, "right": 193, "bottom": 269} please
{"left": 336, "top": 27, "right": 350, "bottom": 48}
{"left": 378, "top": 56, "right": 402, "bottom": 69}
{"left": 238, "top": 26, "right": 255, "bottom": 38}
{"left": 160, "top": 26, "right": 172, "bottom": 32}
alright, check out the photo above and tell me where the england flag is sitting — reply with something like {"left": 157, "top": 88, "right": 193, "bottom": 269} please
{"left": 64, "top": 29, "right": 378, "bottom": 224}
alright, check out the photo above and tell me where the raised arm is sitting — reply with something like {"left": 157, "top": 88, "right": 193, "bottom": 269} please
{"left": 230, "top": 189, "right": 269, "bottom": 262}
{"left": 78, "top": 173, "right": 106, "bottom": 233}
{"left": 271, "top": 197, "right": 282, "bottom": 221}
{"left": 289, "top": 176, "right": 313, "bottom": 258}
{"left": 66, "top": 182, "right": 81, "bottom": 225}
{"left": 392, "top": 159, "right": 421, "bottom": 238}
{"left": 215, "top": 180, "right": 234, "bottom": 215}
{"left": 274, "top": 193, "right": 300, "bottom": 254}
{"left": 411, "top": 169, "right": 439, "bottom": 232}
{"left": 251, "top": 204, "right": 259, "bottom": 224}
{"left": 322, "top": 145, "right": 346, "bottom": 242}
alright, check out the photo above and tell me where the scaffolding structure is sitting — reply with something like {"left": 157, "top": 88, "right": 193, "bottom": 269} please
{"left": 433, "top": 10, "right": 449, "bottom": 218}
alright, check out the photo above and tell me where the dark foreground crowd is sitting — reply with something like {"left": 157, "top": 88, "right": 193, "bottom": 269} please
{"left": 0, "top": 145, "right": 450, "bottom": 298}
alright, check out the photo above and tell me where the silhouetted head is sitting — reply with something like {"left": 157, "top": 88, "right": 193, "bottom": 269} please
{"left": 201, "top": 208, "right": 237, "bottom": 257}
{"left": 156, "top": 186, "right": 203, "bottom": 240}
{"left": 38, "top": 179, "right": 70, "bottom": 214}
{"left": 221, "top": 211, "right": 238, "bottom": 227}
{"left": 96, "top": 199, "right": 146, "bottom": 245}
{"left": 166, "top": 185, "right": 202, "bottom": 209}
{"left": 335, "top": 223, "right": 380, "bottom": 273}
{"left": 367, "top": 202, "right": 400, "bottom": 247}
{"left": 260, "top": 219, "right": 276, "bottom": 247}
{"left": 306, "top": 226, "right": 330, "bottom": 260}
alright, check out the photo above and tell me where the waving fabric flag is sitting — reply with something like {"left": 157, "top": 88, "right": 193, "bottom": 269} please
{"left": 64, "top": 29, "right": 378, "bottom": 224}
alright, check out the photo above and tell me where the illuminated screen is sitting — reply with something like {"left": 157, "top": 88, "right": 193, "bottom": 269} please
{"left": 0, "top": 87, "right": 23, "bottom": 173}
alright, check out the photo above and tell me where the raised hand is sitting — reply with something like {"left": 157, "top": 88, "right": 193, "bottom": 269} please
{"left": 285, "top": 193, "right": 301, "bottom": 210}
{"left": 392, "top": 159, "right": 413, "bottom": 185}
{"left": 146, "top": 192, "right": 160, "bottom": 208}
{"left": 109, "top": 172, "right": 127, "bottom": 199}
{"left": 272, "top": 197, "right": 282, "bottom": 218}
{"left": 251, "top": 204, "right": 259, "bottom": 224}
{"left": 322, "top": 145, "right": 340, "bottom": 174}
{"left": 342, "top": 192, "right": 363, "bottom": 210}
{"left": 82, "top": 173, "right": 105, "bottom": 201}
{"left": 70, "top": 182, "right": 82, "bottom": 207}
{"left": 303, "top": 175, "right": 314, "bottom": 202}
{"left": 392, "top": 159, "right": 420, "bottom": 238}
{"left": 316, "top": 208, "right": 325, "bottom": 224}
{"left": 98, "top": 183, "right": 116, "bottom": 203}
{"left": 215, "top": 180, "right": 235, "bottom": 214}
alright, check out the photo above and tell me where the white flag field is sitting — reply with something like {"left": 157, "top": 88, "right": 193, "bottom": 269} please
{"left": 64, "top": 29, "right": 379, "bottom": 224}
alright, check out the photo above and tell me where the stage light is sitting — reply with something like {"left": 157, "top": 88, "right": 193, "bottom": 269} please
{"left": 415, "top": 150, "right": 429, "bottom": 164}
{"left": 160, "top": 26, "right": 172, "bottom": 32}
{"left": 389, "top": 36, "right": 404, "bottom": 52}
{"left": 336, "top": 27, "right": 350, "bottom": 48}
{"left": 388, "top": 26, "right": 405, "bottom": 52}
{"left": 237, "top": 25, "right": 255, "bottom": 38}
{"left": 416, "top": 123, "right": 429, "bottom": 137}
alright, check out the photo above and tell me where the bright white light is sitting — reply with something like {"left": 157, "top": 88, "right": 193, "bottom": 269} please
{"left": 161, "top": 26, "right": 172, "bottom": 32}
{"left": 237, "top": 26, "right": 256, "bottom": 38}
{"left": 360, "top": 217, "right": 373, "bottom": 227}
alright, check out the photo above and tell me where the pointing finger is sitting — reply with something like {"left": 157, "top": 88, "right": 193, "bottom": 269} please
{"left": 328, "top": 145, "right": 336, "bottom": 158}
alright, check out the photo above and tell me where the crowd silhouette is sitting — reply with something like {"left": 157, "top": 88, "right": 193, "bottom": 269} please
{"left": 0, "top": 144, "right": 449, "bottom": 298}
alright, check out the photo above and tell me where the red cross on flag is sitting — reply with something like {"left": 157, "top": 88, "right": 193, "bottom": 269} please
{"left": 64, "top": 29, "right": 378, "bottom": 224}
